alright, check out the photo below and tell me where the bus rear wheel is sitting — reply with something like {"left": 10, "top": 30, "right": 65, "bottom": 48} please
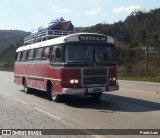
{"left": 91, "top": 92, "right": 102, "bottom": 100}
{"left": 50, "top": 86, "right": 61, "bottom": 102}
{"left": 24, "top": 80, "right": 31, "bottom": 94}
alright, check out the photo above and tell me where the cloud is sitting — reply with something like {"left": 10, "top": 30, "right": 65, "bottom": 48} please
{"left": 113, "top": 5, "right": 141, "bottom": 14}
{"left": 85, "top": 7, "right": 103, "bottom": 15}
{"left": 56, "top": 9, "right": 71, "bottom": 13}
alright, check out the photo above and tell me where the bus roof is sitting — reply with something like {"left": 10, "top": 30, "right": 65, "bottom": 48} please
{"left": 16, "top": 33, "right": 114, "bottom": 52}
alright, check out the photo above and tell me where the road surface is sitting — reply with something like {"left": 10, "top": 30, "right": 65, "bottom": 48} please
{"left": 0, "top": 71, "right": 160, "bottom": 138}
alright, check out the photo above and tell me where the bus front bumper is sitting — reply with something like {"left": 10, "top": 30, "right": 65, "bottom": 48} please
{"left": 62, "top": 85, "right": 119, "bottom": 95}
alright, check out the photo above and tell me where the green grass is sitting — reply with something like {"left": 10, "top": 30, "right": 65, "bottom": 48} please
{"left": 118, "top": 72, "right": 160, "bottom": 83}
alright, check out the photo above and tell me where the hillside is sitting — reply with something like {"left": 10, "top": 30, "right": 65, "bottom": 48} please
{"left": 0, "top": 30, "right": 29, "bottom": 53}
{"left": 0, "top": 30, "right": 29, "bottom": 70}
{"left": 76, "top": 8, "right": 160, "bottom": 48}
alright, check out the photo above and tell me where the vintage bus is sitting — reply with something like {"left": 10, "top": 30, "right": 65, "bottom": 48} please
{"left": 14, "top": 32, "right": 119, "bottom": 102}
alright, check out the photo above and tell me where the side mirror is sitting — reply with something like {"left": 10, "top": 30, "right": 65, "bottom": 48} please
{"left": 56, "top": 47, "right": 61, "bottom": 58}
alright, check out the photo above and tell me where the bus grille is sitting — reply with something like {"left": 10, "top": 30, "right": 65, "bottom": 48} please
{"left": 82, "top": 68, "right": 107, "bottom": 86}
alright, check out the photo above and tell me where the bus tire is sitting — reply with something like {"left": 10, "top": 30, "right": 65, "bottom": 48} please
{"left": 91, "top": 92, "right": 102, "bottom": 100}
{"left": 50, "top": 85, "right": 61, "bottom": 102}
{"left": 24, "top": 80, "right": 30, "bottom": 94}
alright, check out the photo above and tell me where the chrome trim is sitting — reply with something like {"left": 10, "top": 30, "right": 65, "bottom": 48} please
{"left": 62, "top": 88, "right": 86, "bottom": 94}
{"left": 107, "top": 86, "right": 119, "bottom": 91}
{"left": 87, "top": 87, "right": 106, "bottom": 93}
{"left": 62, "top": 86, "right": 107, "bottom": 95}
{"left": 82, "top": 67, "right": 108, "bottom": 87}
{"left": 14, "top": 74, "right": 61, "bottom": 82}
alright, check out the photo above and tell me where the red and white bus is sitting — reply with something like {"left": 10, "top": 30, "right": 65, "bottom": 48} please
{"left": 14, "top": 32, "right": 119, "bottom": 102}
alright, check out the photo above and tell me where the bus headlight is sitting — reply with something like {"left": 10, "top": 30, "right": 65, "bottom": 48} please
{"left": 112, "top": 77, "right": 116, "bottom": 81}
{"left": 109, "top": 77, "right": 116, "bottom": 81}
{"left": 70, "top": 79, "right": 79, "bottom": 84}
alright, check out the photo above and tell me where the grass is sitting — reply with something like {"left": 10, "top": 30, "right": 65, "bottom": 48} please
{"left": 118, "top": 72, "right": 160, "bottom": 83}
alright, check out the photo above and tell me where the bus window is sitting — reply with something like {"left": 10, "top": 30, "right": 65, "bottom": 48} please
{"left": 44, "top": 47, "right": 51, "bottom": 57}
{"left": 42, "top": 47, "right": 50, "bottom": 60}
{"left": 55, "top": 46, "right": 62, "bottom": 62}
{"left": 95, "top": 45, "right": 115, "bottom": 62}
{"left": 27, "top": 50, "right": 35, "bottom": 60}
{"left": 38, "top": 48, "right": 43, "bottom": 59}
{"left": 34, "top": 49, "right": 39, "bottom": 60}
{"left": 21, "top": 51, "right": 28, "bottom": 61}
{"left": 50, "top": 47, "right": 55, "bottom": 63}
{"left": 17, "top": 52, "right": 22, "bottom": 61}
{"left": 67, "top": 45, "right": 93, "bottom": 62}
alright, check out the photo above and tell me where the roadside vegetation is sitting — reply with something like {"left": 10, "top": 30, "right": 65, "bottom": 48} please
{"left": 0, "top": 8, "right": 160, "bottom": 82}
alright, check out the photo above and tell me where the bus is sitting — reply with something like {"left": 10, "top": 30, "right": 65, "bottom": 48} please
{"left": 14, "top": 32, "right": 119, "bottom": 102}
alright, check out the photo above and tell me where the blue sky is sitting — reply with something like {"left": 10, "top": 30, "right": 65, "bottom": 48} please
{"left": 0, "top": 0, "right": 159, "bottom": 31}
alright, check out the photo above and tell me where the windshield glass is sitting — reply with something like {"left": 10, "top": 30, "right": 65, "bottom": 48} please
{"left": 95, "top": 45, "right": 115, "bottom": 62}
{"left": 66, "top": 43, "right": 115, "bottom": 63}
{"left": 66, "top": 45, "right": 93, "bottom": 62}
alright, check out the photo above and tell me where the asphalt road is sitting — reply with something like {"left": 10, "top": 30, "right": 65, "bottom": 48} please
{"left": 0, "top": 71, "right": 160, "bottom": 138}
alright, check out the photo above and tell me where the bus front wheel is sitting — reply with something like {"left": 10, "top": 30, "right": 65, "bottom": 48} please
{"left": 50, "top": 86, "right": 61, "bottom": 102}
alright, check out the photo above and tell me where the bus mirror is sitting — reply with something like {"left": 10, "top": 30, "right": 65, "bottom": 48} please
{"left": 56, "top": 47, "right": 61, "bottom": 58}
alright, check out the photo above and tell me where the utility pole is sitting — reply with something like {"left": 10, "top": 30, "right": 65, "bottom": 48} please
{"left": 145, "top": 37, "right": 149, "bottom": 71}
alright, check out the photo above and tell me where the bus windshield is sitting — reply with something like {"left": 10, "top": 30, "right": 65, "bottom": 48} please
{"left": 95, "top": 45, "right": 115, "bottom": 62}
{"left": 66, "top": 43, "right": 115, "bottom": 63}
{"left": 66, "top": 45, "right": 93, "bottom": 62}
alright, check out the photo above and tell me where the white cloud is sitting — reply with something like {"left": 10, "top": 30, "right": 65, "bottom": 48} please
{"left": 56, "top": 9, "right": 71, "bottom": 13}
{"left": 113, "top": 5, "right": 141, "bottom": 14}
{"left": 85, "top": 7, "right": 103, "bottom": 15}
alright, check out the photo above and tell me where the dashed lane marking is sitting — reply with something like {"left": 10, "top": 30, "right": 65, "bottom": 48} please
{"left": 34, "top": 107, "right": 105, "bottom": 138}
{"left": 0, "top": 92, "right": 9, "bottom": 96}
{"left": 34, "top": 107, "right": 62, "bottom": 120}
{"left": 120, "top": 83, "right": 137, "bottom": 86}
{"left": 13, "top": 98, "right": 28, "bottom": 105}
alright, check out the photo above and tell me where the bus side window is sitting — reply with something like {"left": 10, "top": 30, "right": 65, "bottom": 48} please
{"left": 38, "top": 48, "right": 43, "bottom": 59}
{"left": 34, "top": 49, "right": 39, "bottom": 60}
{"left": 55, "top": 46, "right": 62, "bottom": 63}
{"left": 51, "top": 47, "right": 55, "bottom": 63}
{"left": 17, "top": 52, "right": 22, "bottom": 61}
{"left": 27, "top": 50, "right": 35, "bottom": 60}
{"left": 42, "top": 47, "right": 50, "bottom": 60}
{"left": 21, "top": 51, "right": 28, "bottom": 61}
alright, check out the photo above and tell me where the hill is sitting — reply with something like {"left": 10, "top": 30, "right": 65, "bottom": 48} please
{"left": 0, "top": 30, "right": 29, "bottom": 70}
{"left": 75, "top": 8, "right": 160, "bottom": 48}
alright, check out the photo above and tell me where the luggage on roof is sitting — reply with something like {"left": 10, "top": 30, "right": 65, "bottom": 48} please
{"left": 24, "top": 17, "right": 74, "bottom": 44}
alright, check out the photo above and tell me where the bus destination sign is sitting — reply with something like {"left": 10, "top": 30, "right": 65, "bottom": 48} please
{"left": 79, "top": 34, "right": 107, "bottom": 42}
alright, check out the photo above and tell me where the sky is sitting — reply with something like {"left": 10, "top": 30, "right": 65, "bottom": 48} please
{"left": 0, "top": 0, "right": 159, "bottom": 32}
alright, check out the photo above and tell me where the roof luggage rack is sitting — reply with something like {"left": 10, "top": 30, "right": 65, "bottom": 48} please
{"left": 24, "top": 30, "right": 74, "bottom": 44}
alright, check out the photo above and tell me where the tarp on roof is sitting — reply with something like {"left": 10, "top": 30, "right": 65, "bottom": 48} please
{"left": 31, "top": 17, "right": 74, "bottom": 34}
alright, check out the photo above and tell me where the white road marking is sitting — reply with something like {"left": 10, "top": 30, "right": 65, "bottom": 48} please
{"left": 120, "top": 83, "right": 137, "bottom": 86}
{"left": 13, "top": 98, "right": 28, "bottom": 105}
{"left": 34, "top": 107, "right": 62, "bottom": 120}
{"left": 0, "top": 92, "right": 9, "bottom": 96}
{"left": 34, "top": 107, "right": 106, "bottom": 138}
